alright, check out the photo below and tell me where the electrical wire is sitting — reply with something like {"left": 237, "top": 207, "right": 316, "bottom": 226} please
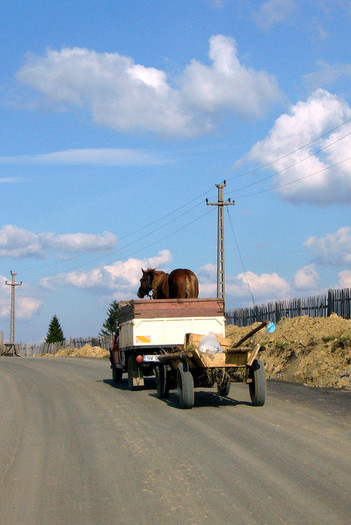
{"left": 12, "top": 115, "right": 351, "bottom": 281}
{"left": 226, "top": 207, "right": 256, "bottom": 307}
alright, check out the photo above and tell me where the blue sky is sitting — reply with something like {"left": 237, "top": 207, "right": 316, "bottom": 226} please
{"left": 1, "top": 0, "right": 351, "bottom": 343}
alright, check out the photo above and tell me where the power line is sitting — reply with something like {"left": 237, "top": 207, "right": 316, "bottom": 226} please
{"left": 226, "top": 115, "right": 351, "bottom": 183}
{"left": 234, "top": 155, "right": 351, "bottom": 199}
{"left": 227, "top": 129, "right": 351, "bottom": 197}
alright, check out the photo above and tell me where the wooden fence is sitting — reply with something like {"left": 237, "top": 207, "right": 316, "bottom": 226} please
{"left": 226, "top": 288, "right": 351, "bottom": 327}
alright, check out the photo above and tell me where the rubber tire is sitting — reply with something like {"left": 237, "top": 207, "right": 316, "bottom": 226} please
{"left": 112, "top": 367, "right": 123, "bottom": 383}
{"left": 177, "top": 362, "right": 194, "bottom": 409}
{"left": 127, "top": 354, "right": 136, "bottom": 391}
{"left": 218, "top": 379, "right": 230, "bottom": 397}
{"left": 155, "top": 365, "right": 169, "bottom": 398}
{"left": 249, "top": 359, "right": 266, "bottom": 406}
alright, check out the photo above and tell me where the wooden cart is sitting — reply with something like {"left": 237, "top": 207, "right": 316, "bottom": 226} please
{"left": 152, "top": 321, "right": 268, "bottom": 409}
{"left": 109, "top": 299, "right": 268, "bottom": 409}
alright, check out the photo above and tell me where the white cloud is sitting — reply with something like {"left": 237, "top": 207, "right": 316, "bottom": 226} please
{"left": 0, "top": 275, "right": 42, "bottom": 321}
{"left": 0, "top": 177, "right": 23, "bottom": 183}
{"left": 337, "top": 270, "right": 351, "bottom": 288}
{"left": 303, "top": 60, "right": 351, "bottom": 91}
{"left": 16, "top": 36, "right": 281, "bottom": 137}
{"left": 0, "top": 225, "right": 117, "bottom": 258}
{"left": 198, "top": 265, "right": 291, "bottom": 303}
{"left": 0, "top": 148, "right": 168, "bottom": 167}
{"left": 246, "top": 89, "right": 351, "bottom": 204}
{"left": 16, "top": 297, "right": 42, "bottom": 320}
{"left": 40, "top": 249, "right": 173, "bottom": 297}
{"left": 305, "top": 227, "right": 351, "bottom": 266}
{"left": 293, "top": 265, "right": 320, "bottom": 290}
{"left": 233, "top": 270, "right": 290, "bottom": 299}
{"left": 252, "top": 0, "right": 297, "bottom": 29}
{"left": 181, "top": 35, "right": 281, "bottom": 120}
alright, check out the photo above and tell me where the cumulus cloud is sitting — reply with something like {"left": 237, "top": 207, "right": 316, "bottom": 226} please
{"left": 0, "top": 148, "right": 168, "bottom": 167}
{"left": 0, "top": 225, "right": 117, "bottom": 258}
{"left": 181, "top": 35, "right": 281, "bottom": 120}
{"left": 16, "top": 36, "right": 281, "bottom": 137}
{"left": 305, "top": 227, "right": 351, "bottom": 266}
{"left": 198, "top": 265, "right": 290, "bottom": 302}
{"left": 337, "top": 270, "right": 351, "bottom": 288}
{"left": 246, "top": 89, "right": 351, "bottom": 204}
{"left": 252, "top": 0, "right": 297, "bottom": 29}
{"left": 40, "top": 249, "right": 172, "bottom": 297}
{"left": 293, "top": 265, "right": 320, "bottom": 290}
{"left": 0, "top": 275, "right": 42, "bottom": 320}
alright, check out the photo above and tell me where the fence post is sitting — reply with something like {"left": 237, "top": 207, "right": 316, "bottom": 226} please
{"left": 327, "top": 289, "right": 333, "bottom": 316}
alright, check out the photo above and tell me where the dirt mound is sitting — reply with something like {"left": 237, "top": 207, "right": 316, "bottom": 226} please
{"left": 226, "top": 314, "right": 351, "bottom": 389}
{"left": 43, "top": 344, "right": 109, "bottom": 359}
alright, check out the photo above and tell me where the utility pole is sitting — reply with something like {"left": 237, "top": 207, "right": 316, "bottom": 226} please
{"left": 5, "top": 271, "right": 22, "bottom": 348}
{"left": 206, "top": 181, "right": 235, "bottom": 305}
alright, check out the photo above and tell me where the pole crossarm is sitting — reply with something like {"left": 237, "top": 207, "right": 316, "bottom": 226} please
{"left": 206, "top": 181, "right": 235, "bottom": 305}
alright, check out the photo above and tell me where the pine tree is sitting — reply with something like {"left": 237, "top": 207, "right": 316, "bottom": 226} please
{"left": 46, "top": 315, "right": 64, "bottom": 343}
{"left": 100, "top": 300, "right": 120, "bottom": 336}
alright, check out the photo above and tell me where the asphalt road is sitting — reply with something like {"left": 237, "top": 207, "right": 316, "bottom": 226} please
{"left": 0, "top": 356, "right": 350, "bottom": 525}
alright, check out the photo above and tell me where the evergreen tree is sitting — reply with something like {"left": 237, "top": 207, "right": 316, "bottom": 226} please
{"left": 100, "top": 300, "right": 120, "bottom": 336}
{"left": 46, "top": 315, "right": 64, "bottom": 343}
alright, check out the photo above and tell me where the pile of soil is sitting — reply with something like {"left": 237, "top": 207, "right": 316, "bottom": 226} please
{"left": 226, "top": 314, "right": 351, "bottom": 389}
{"left": 42, "top": 344, "right": 109, "bottom": 359}
{"left": 42, "top": 315, "right": 351, "bottom": 390}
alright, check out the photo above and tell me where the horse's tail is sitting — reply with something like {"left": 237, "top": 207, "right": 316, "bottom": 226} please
{"left": 185, "top": 271, "right": 199, "bottom": 298}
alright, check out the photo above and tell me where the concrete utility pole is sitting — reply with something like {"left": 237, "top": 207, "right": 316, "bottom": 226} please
{"left": 206, "top": 182, "right": 235, "bottom": 305}
{"left": 5, "top": 271, "right": 22, "bottom": 345}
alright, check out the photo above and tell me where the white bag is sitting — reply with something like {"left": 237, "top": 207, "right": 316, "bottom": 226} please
{"left": 199, "top": 332, "right": 223, "bottom": 355}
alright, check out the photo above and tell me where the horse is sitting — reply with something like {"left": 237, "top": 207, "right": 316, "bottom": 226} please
{"left": 137, "top": 268, "right": 199, "bottom": 299}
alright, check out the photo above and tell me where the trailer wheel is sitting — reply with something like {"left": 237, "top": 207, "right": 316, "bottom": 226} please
{"left": 155, "top": 365, "right": 169, "bottom": 398}
{"left": 112, "top": 367, "right": 123, "bottom": 383}
{"left": 217, "top": 379, "right": 230, "bottom": 397}
{"left": 177, "top": 362, "right": 194, "bottom": 409}
{"left": 249, "top": 359, "right": 266, "bottom": 406}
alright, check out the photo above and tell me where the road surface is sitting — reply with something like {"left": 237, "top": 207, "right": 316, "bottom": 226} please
{"left": 0, "top": 356, "right": 350, "bottom": 525}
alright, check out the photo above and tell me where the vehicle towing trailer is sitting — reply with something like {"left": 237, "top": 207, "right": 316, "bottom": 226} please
{"left": 109, "top": 299, "right": 268, "bottom": 408}
{"left": 109, "top": 298, "right": 226, "bottom": 388}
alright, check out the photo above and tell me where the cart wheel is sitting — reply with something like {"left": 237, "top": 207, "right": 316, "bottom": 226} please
{"left": 217, "top": 379, "right": 230, "bottom": 397}
{"left": 249, "top": 359, "right": 266, "bottom": 406}
{"left": 112, "top": 366, "right": 123, "bottom": 383}
{"left": 177, "top": 362, "right": 194, "bottom": 409}
{"left": 155, "top": 365, "right": 169, "bottom": 398}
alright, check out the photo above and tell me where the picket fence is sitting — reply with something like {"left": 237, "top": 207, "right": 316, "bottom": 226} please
{"left": 225, "top": 288, "right": 351, "bottom": 327}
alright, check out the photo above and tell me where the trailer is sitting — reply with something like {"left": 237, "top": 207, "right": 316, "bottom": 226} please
{"left": 109, "top": 298, "right": 268, "bottom": 408}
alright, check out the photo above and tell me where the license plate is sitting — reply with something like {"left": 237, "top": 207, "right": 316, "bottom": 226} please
{"left": 143, "top": 355, "right": 160, "bottom": 362}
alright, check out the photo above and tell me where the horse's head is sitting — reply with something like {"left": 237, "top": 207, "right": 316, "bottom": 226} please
{"left": 137, "top": 268, "right": 154, "bottom": 298}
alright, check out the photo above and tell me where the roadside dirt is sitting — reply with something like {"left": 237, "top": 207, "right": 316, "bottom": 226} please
{"left": 44, "top": 315, "right": 351, "bottom": 390}
{"left": 226, "top": 313, "right": 351, "bottom": 389}
{"left": 41, "top": 344, "right": 109, "bottom": 359}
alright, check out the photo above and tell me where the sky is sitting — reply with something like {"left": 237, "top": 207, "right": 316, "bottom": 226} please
{"left": 1, "top": 0, "right": 351, "bottom": 343}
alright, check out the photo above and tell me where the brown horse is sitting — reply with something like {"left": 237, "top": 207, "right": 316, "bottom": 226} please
{"left": 137, "top": 268, "right": 199, "bottom": 299}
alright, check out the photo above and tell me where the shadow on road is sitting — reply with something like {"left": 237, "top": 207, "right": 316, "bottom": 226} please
{"left": 101, "top": 377, "right": 253, "bottom": 409}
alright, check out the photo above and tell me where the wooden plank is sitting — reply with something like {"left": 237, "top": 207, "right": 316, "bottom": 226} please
{"left": 184, "top": 333, "right": 232, "bottom": 350}
{"left": 119, "top": 298, "right": 224, "bottom": 323}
